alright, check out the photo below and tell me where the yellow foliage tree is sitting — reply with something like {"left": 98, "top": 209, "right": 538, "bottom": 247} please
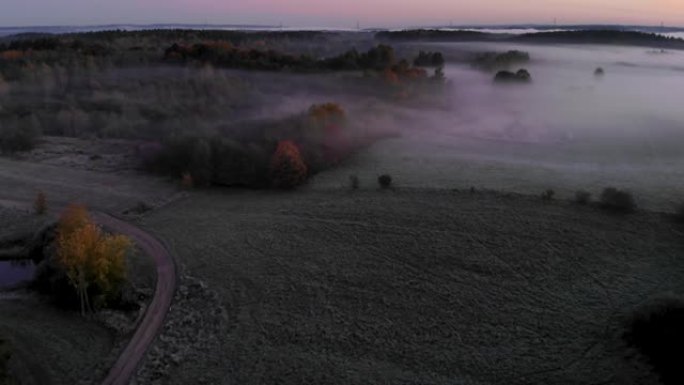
{"left": 56, "top": 204, "right": 131, "bottom": 315}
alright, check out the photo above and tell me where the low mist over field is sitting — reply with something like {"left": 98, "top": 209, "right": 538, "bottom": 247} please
{"left": 312, "top": 42, "right": 684, "bottom": 210}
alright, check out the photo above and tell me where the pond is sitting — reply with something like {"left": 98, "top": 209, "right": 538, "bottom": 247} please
{"left": 0, "top": 260, "right": 35, "bottom": 289}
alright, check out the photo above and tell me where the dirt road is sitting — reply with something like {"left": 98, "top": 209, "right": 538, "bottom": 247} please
{"left": 94, "top": 212, "right": 176, "bottom": 385}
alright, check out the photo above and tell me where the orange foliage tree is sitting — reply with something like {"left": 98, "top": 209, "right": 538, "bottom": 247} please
{"left": 56, "top": 204, "right": 131, "bottom": 315}
{"left": 269, "top": 140, "right": 308, "bottom": 189}
{"left": 0, "top": 50, "right": 25, "bottom": 61}
{"left": 305, "top": 103, "right": 353, "bottom": 166}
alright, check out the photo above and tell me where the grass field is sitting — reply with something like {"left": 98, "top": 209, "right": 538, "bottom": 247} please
{"left": 0, "top": 297, "right": 115, "bottom": 385}
{"left": 138, "top": 188, "right": 684, "bottom": 384}
{"left": 0, "top": 141, "right": 179, "bottom": 214}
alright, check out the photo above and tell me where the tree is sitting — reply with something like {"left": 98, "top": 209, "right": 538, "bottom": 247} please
{"left": 433, "top": 66, "right": 445, "bottom": 82}
{"left": 269, "top": 140, "right": 308, "bottom": 189}
{"left": 378, "top": 174, "right": 393, "bottom": 189}
{"left": 56, "top": 204, "right": 131, "bottom": 315}
{"left": 600, "top": 187, "right": 636, "bottom": 213}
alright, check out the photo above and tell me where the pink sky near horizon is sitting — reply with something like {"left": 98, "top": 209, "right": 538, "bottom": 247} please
{"left": 1, "top": 0, "right": 683, "bottom": 27}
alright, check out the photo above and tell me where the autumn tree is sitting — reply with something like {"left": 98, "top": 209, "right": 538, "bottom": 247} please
{"left": 56, "top": 204, "right": 131, "bottom": 315}
{"left": 269, "top": 140, "right": 308, "bottom": 189}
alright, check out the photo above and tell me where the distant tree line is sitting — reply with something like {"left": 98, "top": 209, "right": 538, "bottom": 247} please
{"left": 68, "top": 29, "right": 332, "bottom": 45}
{"left": 513, "top": 30, "right": 684, "bottom": 48}
{"left": 164, "top": 43, "right": 407, "bottom": 72}
{"left": 376, "top": 29, "right": 489, "bottom": 42}
{"left": 376, "top": 28, "right": 684, "bottom": 49}
{"left": 471, "top": 50, "right": 530, "bottom": 71}
{"left": 413, "top": 51, "right": 445, "bottom": 67}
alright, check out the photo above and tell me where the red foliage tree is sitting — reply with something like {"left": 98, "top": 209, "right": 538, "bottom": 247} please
{"left": 269, "top": 140, "right": 308, "bottom": 189}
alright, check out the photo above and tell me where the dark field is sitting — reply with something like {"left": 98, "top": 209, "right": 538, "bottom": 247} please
{"left": 139, "top": 188, "right": 684, "bottom": 384}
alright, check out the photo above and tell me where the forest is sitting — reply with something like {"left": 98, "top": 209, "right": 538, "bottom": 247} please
{"left": 0, "top": 30, "right": 446, "bottom": 189}
{"left": 376, "top": 29, "right": 684, "bottom": 48}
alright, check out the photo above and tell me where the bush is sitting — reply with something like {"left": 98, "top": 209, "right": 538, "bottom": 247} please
{"left": 378, "top": 174, "right": 393, "bottom": 189}
{"left": 624, "top": 295, "right": 684, "bottom": 385}
{"left": 575, "top": 190, "right": 592, "bottom": 205}
{"left": 600, "top": 187, "right": 636, "bottom": 213}
{"left": 181, "top": 172, "right": 194, "bottom": 189}
{"left": 595, "top": 67, "right": 605, "bottom": 76}
{"left": 349, "top": 175, "right": 360, "bottom": 190}
{"left": 34, "top": 191, "right": 47, "bottom": 215}
{"left": 541, "top": 189, "right": 555, "bottom": 201}
{"left": 269, "top": 140, "right": 308, "bottom": 189}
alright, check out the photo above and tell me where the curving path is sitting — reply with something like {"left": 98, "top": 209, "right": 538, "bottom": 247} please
{"left": 93, "top": 212, "right": 177, "bottom": 385}
{"left": 0, "top": 199, "right": 177, "bottom": 385}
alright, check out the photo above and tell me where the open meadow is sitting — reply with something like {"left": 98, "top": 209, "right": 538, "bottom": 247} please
{"left": 136, "top": 188, "right": 684, "bottom": 384}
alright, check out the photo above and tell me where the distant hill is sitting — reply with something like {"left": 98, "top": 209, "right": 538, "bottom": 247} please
{"left": 375, "top": 29, "right": 499, "bottom": 42}
{"left": 376, "top": 28, "right": 684, "bottom": 49}
{"left": 512, "top": 30, "right": 684, "bottom": 48}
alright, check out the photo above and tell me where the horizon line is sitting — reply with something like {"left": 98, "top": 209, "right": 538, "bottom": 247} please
{"left": 1, "top": 21, "right": 683, "bottom": 31}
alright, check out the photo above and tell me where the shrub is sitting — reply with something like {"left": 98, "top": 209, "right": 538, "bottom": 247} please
{"left": 34, "top": 191, "right": 47, "bottom": 215}
{"left": 515, "top": 69, "right": 532, "bottom": 81}
{"left": 600, "top": 187, "right": 636, "bottom": 213}
{"left": 595, "top": 67, "right": 605, "bottom": 76}
{"left": 269, "top": 140, "right": 308, "bottom": 189}
{"left": 674, "top": 203, "right": 684, "bottom": 223}
{"left": 575, "top": 190, "right": 592, "bottom": 205}
{"left": 181, "top": 172, "right": 194, "bottom": 189}
{"left": 541, "top": 189, "right": 555, "bottom": 201}
{"left": 378, "top": 174, "right": 393, "bottom": 189}
{"left": 349, "top": 175, "right": 360, "bottom": 190}
{"left": 624, "top": 295, "right": 684, "bottom": 385}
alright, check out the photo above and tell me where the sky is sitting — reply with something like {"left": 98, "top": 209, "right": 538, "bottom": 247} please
{"left": 0, "top": 0, "right": 683, "bottom": 28}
